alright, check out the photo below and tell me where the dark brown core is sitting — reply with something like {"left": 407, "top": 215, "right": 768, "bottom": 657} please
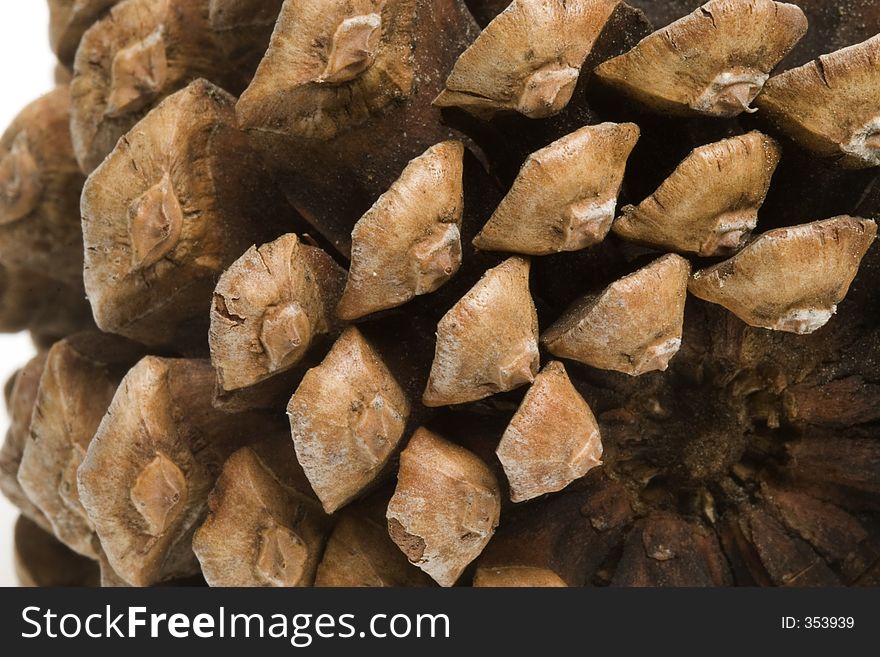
{"left": 0, "top": 132, "right": 42, "bottom": 225}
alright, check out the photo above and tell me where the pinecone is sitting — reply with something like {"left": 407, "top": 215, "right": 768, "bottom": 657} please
{"left": 2, "top": 0, "right": 879, "bottom": 588}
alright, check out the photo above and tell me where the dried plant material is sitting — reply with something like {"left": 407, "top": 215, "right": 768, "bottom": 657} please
{"left": 1, "top": 128, "right": 42, "bottom": 226}
{"left": 786, "top": 435, "right": 880, "bottom": 499}
{"left": 613, "top": 132, "right": 781, "bottom": 256}
{"left": 473, "top": 123, "right": 639, "bottom": 255}
{"left": 474, "top": 566, "right": 567, "bottom": 586}
{"left": 55, "top": 63, "right": 73, "bottom": 85}
{"left": 612, "top": 513, "right": 731, "bottom": 586}
{"left": 775, "top": 0, "right": 880, "bottom": 71}
{"left": 464, "top": 0, "right": 513, "bottom": 27}
{"left": 4, "top": 0, "right": 880, "bottom": 592}
{"left": 756, "top": 35, "right": 880, "bottom": 169}
{"left": 439, "top": 2, "right": 650, "bottom": 190}
{"left": 82, "top": 80, "right": 292, "bottom": 347}
{"left": 236, "top": 0, "right": 478, "bottom": 255}
{"left": 474, "top": 474, "right": 635, "bottom": 586}
{"left": 435, "top": 0, "right": 622, "bottom": 119}
{"left": 386, "top": 427, "right": 501, "bottom": 587}
{"left": 0, "top": 86, "right": 86, "bottom": 284}
{"left": 355, "top": 313, "right": 438, "bottom": 407}
{"left": 14, "top": 516, "right": 99, "bottom": 587}
{"left": 98, "top": 555, "right": 210, "bottom": 587}
{"left": 97, "top": 553, "right": 129, "bottom": 587}
{"left": 543, "top": 254, "right": 690, "bottom": 375}
{"left": 496, "top": 361, "right": 602, "bottom": 502}
{"left": 48, "top": 0, "right": 121, "bottom": 66}
{"left": 315, "top": 500, "right": 433, "bottom": 587}
{"left": 0, "top": 264, "right": 94, "bottom": 347}
{"left": 236, "top": 0, "right": 475, "bottom": 140}
{"left": 210, "top": 234, "right": 345, "bottom": 395}
{"left": 69, "top": 0, "right": 256, "bottom": 173}
{"left": 627, "top": 0, "right": 703, "bottom": 27}
{"left": 3, "top": 371, "right": 14, "bottom": 407}
{"left": 689, "top": 217, "right": 876, "bottom": 334}
{"left": 0, "top": 354, "right": 50, "bottom": 531}
{"left": 321, "top": 13, "right": 383, "bottom": 83}
{"left": 97, "top": 555, "right": 209, "bottom": 586}
{"left": 288, "top": 327, "right": 411, "bottom": 514}
{"left": 423, "top": 256, "right": 539, "bottom": 406}
{"left": 716, "top": 510, "right": 773, "bottom": 586}
{"left": 595, "top": 0, "right": 807, "bottom": 117}
{"left": 337, "top": 141, "right": 465, "bottom": 320}
{"left": 193, "top": 442, "right": 330, "bottom": 586}
{"left": 77, "top": 356, "right": 282, "bottom": 585}
{"left": 739, "top": 504, "right": 840, "bottom": 586}
{"left": 17, "top": 334, "right": 144, "bottom": 558}
{"left": 207, "top": 0, "right": 285, "bottom": 76}
{"left": 238, "top": 0, "right": 423, "bottom": 140}
{"left": 783, "top": 375, "right": 880, "bottom": 428}
{"left": 209, "top": 0, "right": 284, "bottom": 29}
{"left": 761, "top": 484, "right": 870, "bottom": 570}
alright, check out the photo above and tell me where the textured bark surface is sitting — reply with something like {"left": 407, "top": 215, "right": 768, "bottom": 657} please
{"left": 475, "top": 472, "right": 634, "bottom": 586}
{"left": 209, "top": 233, "right": 345, "bottom": 402}
{"left": 387, "top": 428, "right": 501, "bottom": 586}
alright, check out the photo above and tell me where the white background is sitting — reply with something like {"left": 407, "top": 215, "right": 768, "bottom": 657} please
{"left": 0, "top": 3, "right": 59, "bottom": 586}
